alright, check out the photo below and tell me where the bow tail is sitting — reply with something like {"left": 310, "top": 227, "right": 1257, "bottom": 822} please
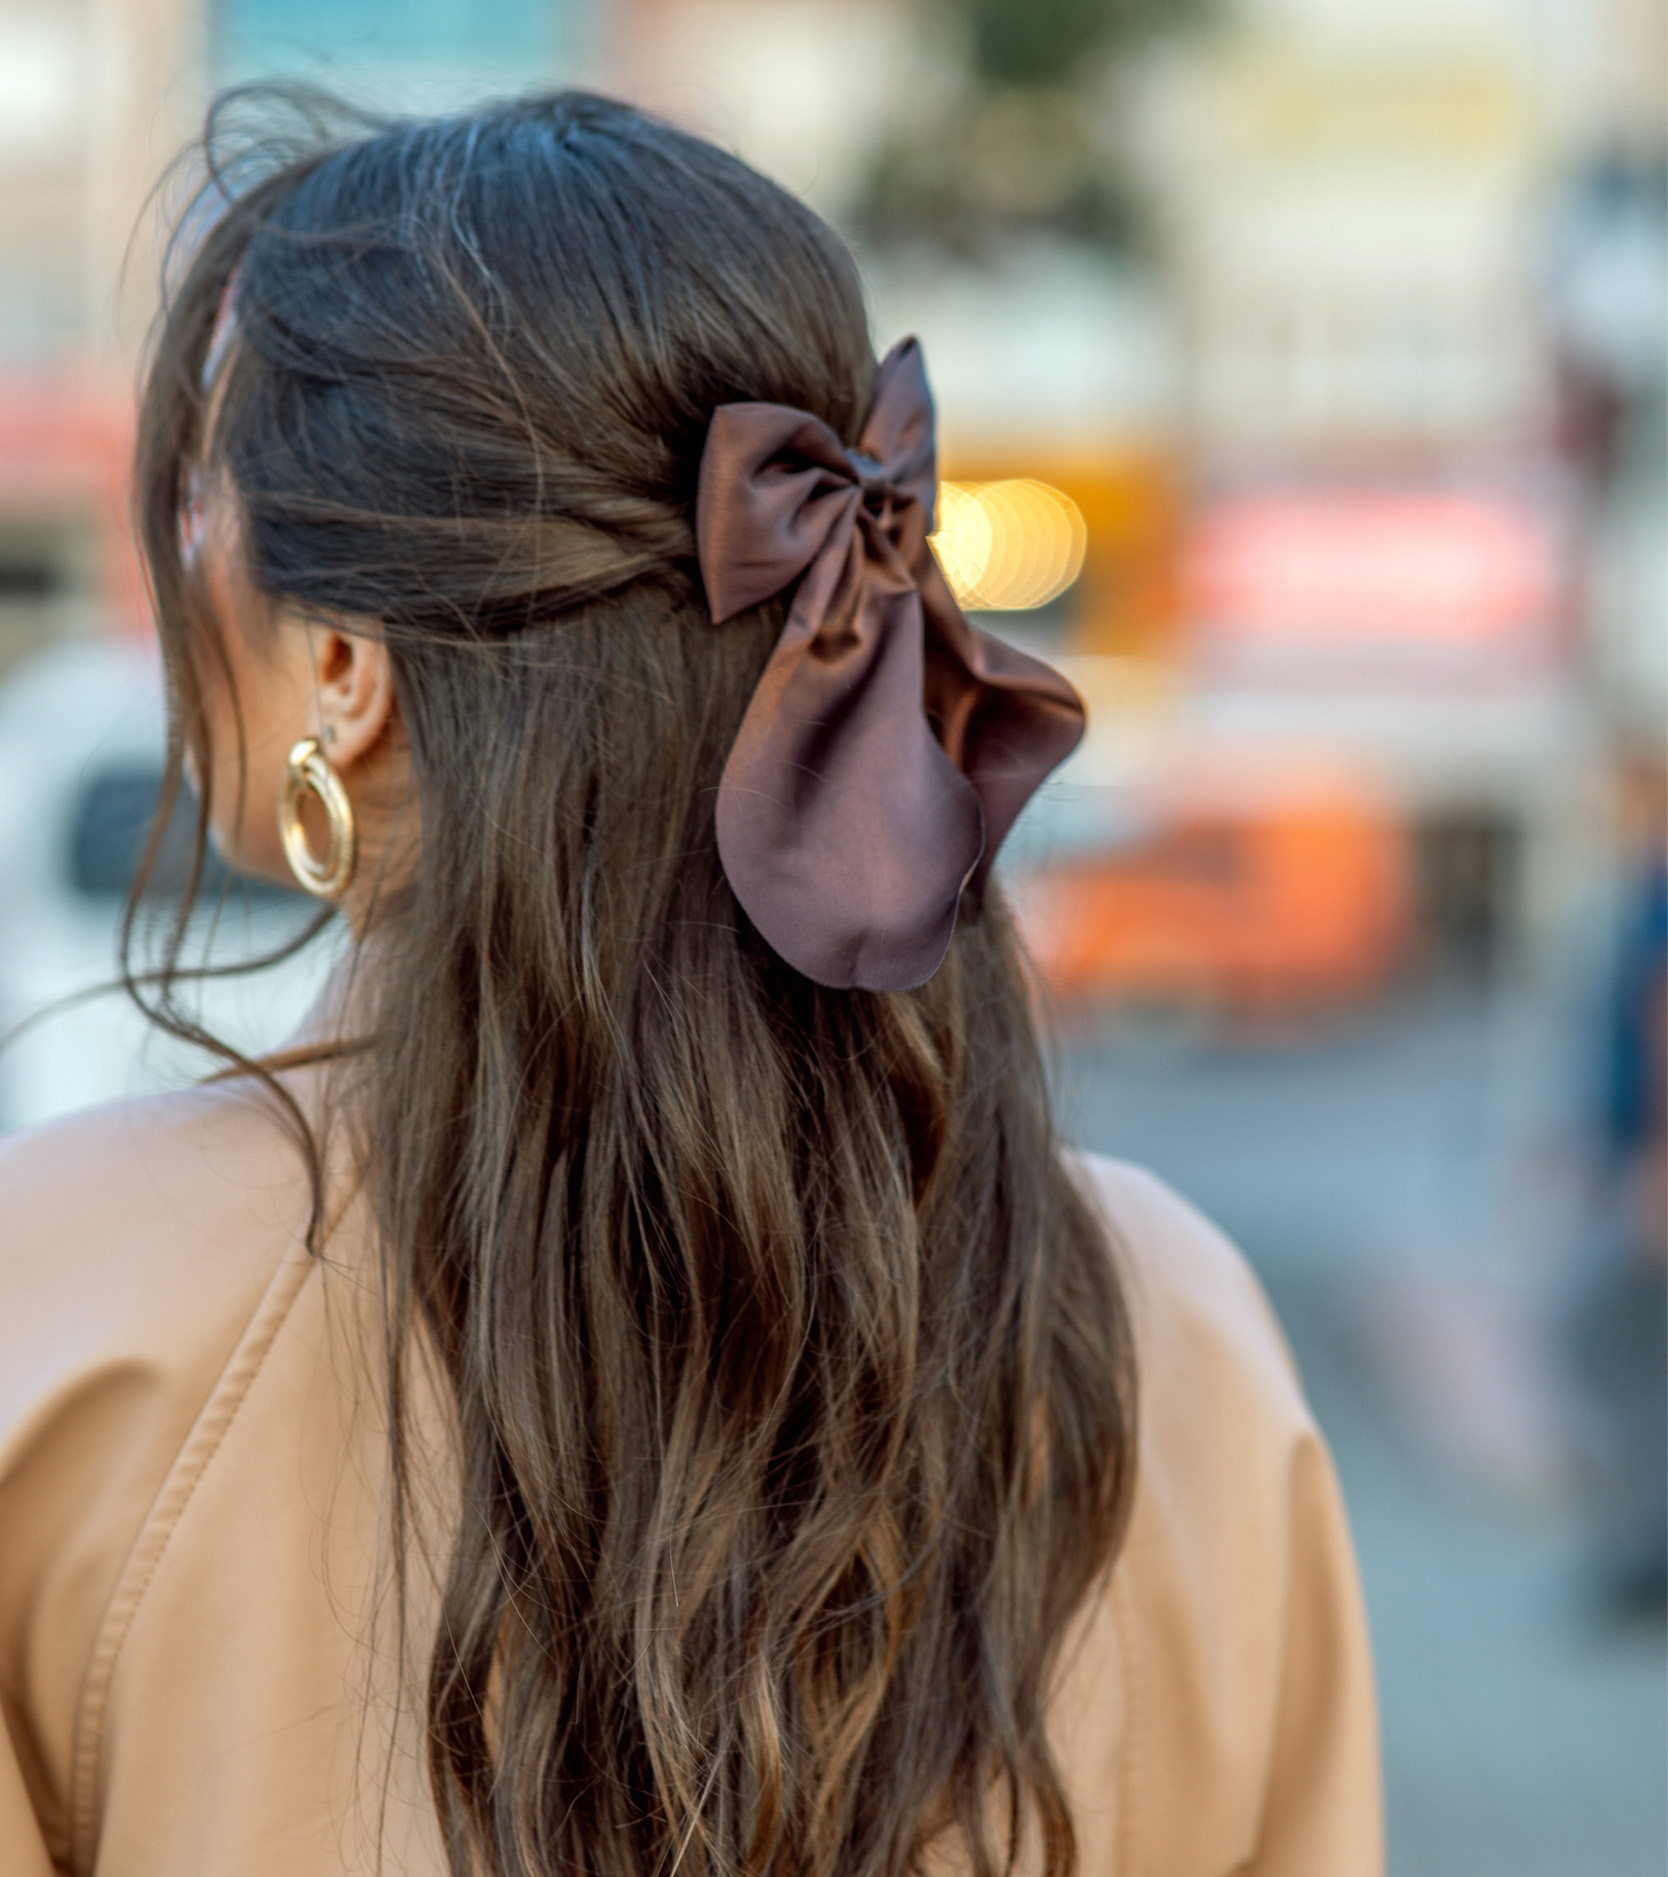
{"left": 715, "top": 537, "right": 987, "bottom": 992}
{"left": 916, "top": 553, "right": 1087, "bottom": 891}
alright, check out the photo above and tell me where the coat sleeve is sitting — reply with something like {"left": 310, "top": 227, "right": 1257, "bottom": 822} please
{"left": 1250, "top": 1426, "right": 1383, "bottom": 1876}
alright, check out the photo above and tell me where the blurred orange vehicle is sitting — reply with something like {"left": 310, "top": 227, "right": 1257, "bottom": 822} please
{"left": 1016, "top": 766, "right": 1412, "bottom": 1017}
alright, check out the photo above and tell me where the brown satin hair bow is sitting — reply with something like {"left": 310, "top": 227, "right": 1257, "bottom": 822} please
{"left": 696, "top": 337, "right": 1086, "bottom": 992}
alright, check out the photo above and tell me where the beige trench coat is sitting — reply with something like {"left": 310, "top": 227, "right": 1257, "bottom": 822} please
{"left": 0, "top": 1081, "right": 1382, "bottom": 1875}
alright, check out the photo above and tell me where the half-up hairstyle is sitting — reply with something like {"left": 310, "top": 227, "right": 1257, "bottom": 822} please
{"left": 133, "top": 88, "right": 1137, "bottom": 1877}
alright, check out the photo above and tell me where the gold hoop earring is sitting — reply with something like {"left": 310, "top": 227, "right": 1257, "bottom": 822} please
{"left": 278, "top": 736, "right": 357, "bottom": 899}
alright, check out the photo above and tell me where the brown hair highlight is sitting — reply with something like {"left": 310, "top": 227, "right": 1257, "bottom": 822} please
{"left": 132, "top": 87, "right": 1136, "bottom": 1877}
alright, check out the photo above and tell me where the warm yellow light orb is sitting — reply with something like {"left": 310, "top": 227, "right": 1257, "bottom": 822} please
{"left": 931, "top": 479, "right": 1087, "bottom": 612}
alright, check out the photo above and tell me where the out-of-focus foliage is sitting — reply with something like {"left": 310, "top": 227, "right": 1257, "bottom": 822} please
{"left": 857, "top": 86, "right": 1142, "bottom": 255}
{"left": 964, "top": 0, "right": 1211, "bottom": 88}
{"left": 851, "top": 0, "right": 1213, "bottom": 257}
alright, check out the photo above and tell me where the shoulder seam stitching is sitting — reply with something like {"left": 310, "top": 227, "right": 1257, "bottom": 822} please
{"left": 65, "top": 1240, "right": 316, "bottom": 1874}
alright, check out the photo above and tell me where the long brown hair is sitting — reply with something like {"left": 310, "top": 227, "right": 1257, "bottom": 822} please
{"left": 133, "top": 88, "right": 1136, "bottom": 1877}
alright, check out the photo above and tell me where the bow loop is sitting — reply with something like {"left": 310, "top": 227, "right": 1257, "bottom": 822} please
{"left": 694, "top": 337, "right": 1085, "bottom": 991}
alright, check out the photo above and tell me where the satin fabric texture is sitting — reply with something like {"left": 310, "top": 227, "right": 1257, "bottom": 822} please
{"left": 696, "top": 338, "right": 1086, "bottom": 992}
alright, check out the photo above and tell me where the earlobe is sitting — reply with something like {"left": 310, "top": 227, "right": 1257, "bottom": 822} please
{"left": 310, "top": 624, "right": 396, "bottom": 773}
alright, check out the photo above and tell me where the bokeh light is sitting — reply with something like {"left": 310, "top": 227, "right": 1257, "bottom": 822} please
{"left": 933, "top": 477, "right": 1088, "bottom": 611}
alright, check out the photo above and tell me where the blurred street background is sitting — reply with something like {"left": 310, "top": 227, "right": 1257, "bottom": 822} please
{"left": 0, "top": 0, "right": 1662, "bottom": 1870}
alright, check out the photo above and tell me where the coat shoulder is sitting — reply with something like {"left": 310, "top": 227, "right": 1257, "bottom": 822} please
{"left": 0, "top": 1082, "right": 317, "bottom": 1367}
{"left": 1070, "top": 1150, "right": 1309, "bottom": 1437}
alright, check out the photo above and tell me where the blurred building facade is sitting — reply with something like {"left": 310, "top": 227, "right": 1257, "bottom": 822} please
{"left": 1129, "top": 0, "right": 1663, "bottom": 1002}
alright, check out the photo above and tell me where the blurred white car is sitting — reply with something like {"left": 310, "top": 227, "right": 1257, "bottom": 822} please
{"left": 0, "top": 637, "right": 336, "bottom": 1133}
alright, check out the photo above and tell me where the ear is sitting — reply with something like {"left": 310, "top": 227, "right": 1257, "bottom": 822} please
{"left": 307, "top": 624, "right": 397, "bottom": 773}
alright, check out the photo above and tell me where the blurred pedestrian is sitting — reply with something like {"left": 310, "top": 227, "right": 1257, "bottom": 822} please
{"left": 1573, "top": 754, "right": 1667, "bottom": 1615}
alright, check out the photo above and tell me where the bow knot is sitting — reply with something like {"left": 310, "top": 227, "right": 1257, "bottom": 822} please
{"left": 695, "top": 338, "right": 1085, "bottom": 992}
{"left": 846, "top": 448, "right": 892, "bottom": 503}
